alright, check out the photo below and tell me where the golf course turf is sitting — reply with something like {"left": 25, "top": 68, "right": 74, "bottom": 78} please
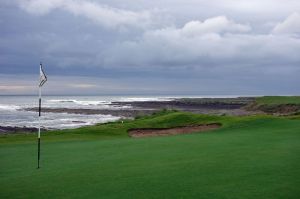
{"left": 0, "top": 110, "right": 299, "bottom": 198}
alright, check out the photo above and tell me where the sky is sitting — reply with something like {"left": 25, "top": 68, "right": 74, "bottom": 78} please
{"left": 0, "top": 0, "right": 300, "bottom": 95}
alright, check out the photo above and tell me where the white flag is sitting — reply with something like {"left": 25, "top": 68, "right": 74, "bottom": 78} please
{"left": 39, "top": 63, "right": 47, "bottom": 87}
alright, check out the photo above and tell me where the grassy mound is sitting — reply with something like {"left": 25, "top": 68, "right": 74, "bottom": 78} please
{"left": 0, "top": 110, "right": 239, "bottom": 144}
{"left": 1, "top": 111, "right": 299, "bottom": 198}
{"left": 246, "top": 96, "right": 300, "bottom": 114}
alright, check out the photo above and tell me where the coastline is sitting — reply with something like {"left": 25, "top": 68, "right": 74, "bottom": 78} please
{"left": 23, "top": 97, "right": 258, "bottom": 117}
{"left": 0, "top": 97, "right": 261, "bottom": 134}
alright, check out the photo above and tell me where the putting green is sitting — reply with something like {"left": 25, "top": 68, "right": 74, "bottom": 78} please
{"left": 0, "top": 112, "right": 299, "bottom": 198}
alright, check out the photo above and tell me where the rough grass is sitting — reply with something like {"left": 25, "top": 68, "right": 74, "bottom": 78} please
{"left": 0, "top": 111, "right": 299, "bottom": 199}
{"left": 256, "top": 96, "right": 300, "bottom": 105}
{"left": 245, "top": 96, "right": 300, "bottom": 114}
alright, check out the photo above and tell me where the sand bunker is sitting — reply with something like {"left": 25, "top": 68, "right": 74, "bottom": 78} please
{"left": 128, "top": 123, "right": 221, "bottom": 138}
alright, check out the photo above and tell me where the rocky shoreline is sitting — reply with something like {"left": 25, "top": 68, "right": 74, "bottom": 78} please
{"left": 24, "top": 97, "right": 257, "bottom": 117}
{"left": 23, "top": 107, "right": 157, "bottom": 118}
{"left": 2, "top": 97, "right": 259, "bottom": 134}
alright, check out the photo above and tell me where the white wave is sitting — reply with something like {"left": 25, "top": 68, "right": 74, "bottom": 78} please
{"left": 47, "top": 99, "right": 111, "bottom": 106}
{"left": 75, "top": 100, "right": 110, "bottom": 106}
{"left": 47, "top": 99, "right": 77, "bottom": 103}
{"left": 0, "top": 104, "right": 20, "bottom": 111}
{"left": 52, "top": 114, "right": 120, "bottom": 129}
{"left": 47, "top": 97, "right": 174, "bottom": 107}
{"left": 2, "top": 112, "right": 121, "bottom": 130}
{"left": 117, "top": 97, "right": 173, "bottom": 102}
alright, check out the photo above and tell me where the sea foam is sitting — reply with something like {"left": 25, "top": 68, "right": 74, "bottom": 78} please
{"left": 0, "top": 104, "right": 20, "bottom": 111}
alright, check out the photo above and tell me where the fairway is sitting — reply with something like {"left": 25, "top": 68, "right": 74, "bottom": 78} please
{"left": 1, "top": 112, "right": 300, "bottom": 199}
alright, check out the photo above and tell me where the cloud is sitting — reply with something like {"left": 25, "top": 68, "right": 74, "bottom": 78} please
{"left": 272, "top": 12, "right": 300, "bottom": 35}
{"left": 0, "top": 85, "right": 34, "bottom": 91}
{"left": 68, "top": 84, "right": 97, "bottom": 88}
{"left": 103, "top": 15, "right": 300, "bottom": 72}
{"left": 18, "top": 0, "right": 154, "bottom": 29}
{"left": 0, "top": 74, "right": 37, "bottom": 94}
{"left": 181, "top": 16, "right": 251, "bottom": 36}
{"left": 18, "top": 0, "right": 63, "bottom": 14}
{"left": 2, "top": 2, "right": 300, "bottom": 95}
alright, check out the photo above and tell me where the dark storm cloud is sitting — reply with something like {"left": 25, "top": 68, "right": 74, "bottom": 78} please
{"left": 0, "top": 0, "right": 300, "bottom": 95}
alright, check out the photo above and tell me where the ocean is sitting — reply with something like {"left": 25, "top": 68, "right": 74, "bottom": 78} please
{"left": 0, "top": 95, "right": 242, "bottom": 129}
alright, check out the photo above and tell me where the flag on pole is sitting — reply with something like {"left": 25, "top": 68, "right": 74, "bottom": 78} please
{"left": 39, "top": 63, "right": 47, "bottom": 87}
{"left": 37, "top": 62, "right": 47, "bottom": 169}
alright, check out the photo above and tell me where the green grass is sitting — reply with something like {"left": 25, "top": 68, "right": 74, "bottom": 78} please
{"left": 0, "top": 110, "right": 241, "bottom": 144}
{"left": 0, "top": 111, "right": 299, "bottom": 199}
{"left": 256, "top": 96, "right": 300, "bottom": 105}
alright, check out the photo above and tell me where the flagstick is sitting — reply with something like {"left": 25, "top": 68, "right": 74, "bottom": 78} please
{"left": 37, "top": 62, "right": 47, "bottom": 169}
{"left": 37, "top": 85, "right": 41, "bottom": 169}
